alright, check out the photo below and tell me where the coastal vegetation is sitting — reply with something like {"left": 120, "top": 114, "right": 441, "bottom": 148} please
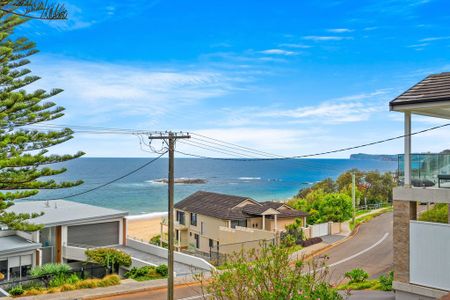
{"left": 337, "top": 268, "right": 393, "bottom": 292}
{"left": 196, "top": 245, "right": 343, "bottom": 300}
{"left": 7, "top": 274, "right": 120, "bottom": 297}
{"left": 124, "top": 265, "right": 168, "bottom": 281}
{"left": 288, "top": 169, "right": 395, "bottom": 224}
{"left": 419, "top": 203, "right": 448, "bottom": 223}
{"left": 0, "top": 1, "right": 83, "bottom": 231}
{"left": 85, "top": 248, "right": 132, "bottom": 274}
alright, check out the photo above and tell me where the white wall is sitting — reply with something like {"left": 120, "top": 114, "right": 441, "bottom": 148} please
{"left": 126, "top": 238, "right": 215, "bottom": 272}
{"left": 410, "top": 221, "right": 450, "bottom": 291}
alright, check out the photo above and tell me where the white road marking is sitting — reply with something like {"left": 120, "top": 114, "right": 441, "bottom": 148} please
{"left": 327, "top": 232, "right": 390, "bottom": 268}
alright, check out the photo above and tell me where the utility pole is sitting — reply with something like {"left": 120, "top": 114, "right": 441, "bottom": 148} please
{"left": 148, "top": 131, "right": 190, "bottom": 300}
{"left": 352, "top": 173, "right": 356, "bottom": 225}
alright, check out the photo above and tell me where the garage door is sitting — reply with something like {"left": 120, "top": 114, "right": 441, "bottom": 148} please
{"left": 68, "top": 221, "right": 119, "bottom": 247}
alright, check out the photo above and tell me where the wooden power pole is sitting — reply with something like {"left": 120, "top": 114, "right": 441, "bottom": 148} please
{"left": 148, "top": 131, "right": 190, "bottom": 300}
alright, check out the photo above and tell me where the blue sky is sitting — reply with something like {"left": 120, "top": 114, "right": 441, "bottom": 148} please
{"left": 21, "top": 0, "right": 450, "bottom": 157}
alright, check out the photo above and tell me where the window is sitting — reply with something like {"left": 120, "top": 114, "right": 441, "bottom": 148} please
{"left": 175, "top": 230, "right": 179, "bottom": 241}
{"left": 21, "top": 265, "right": 31, "bottom": 278}
{"left": 190, "top": 213, "right": 197, "bottom": 226}
{"left": 9, "top": 267, "right": 20, "bottom": 280}
{"left": 230, "top": 219, "right": 247, "bottom": 229}
{"left": 176, "top": 211, "right": 185, "bottom": 225}
{"left": 0, "top": 260, "right": 7, "bottom": 281}
{"left": 209, "top": 239, "right": 214, "bottom": 248}
{"left": 194, "top": 234, "right": 200, "bottom": 249}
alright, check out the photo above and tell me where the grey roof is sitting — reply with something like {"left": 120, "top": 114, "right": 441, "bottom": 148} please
{"left": 0, "top": 235, "right": 41, "bottom": 256}
{"left": 390, "top": 72, "right": 450, "bottom": 108}
{"left": 175, "top": 191, "right": 307, "bottom": 220}
{"left": 7, "top": 200, "right": 128, "bottom": 227}
{"left": 175, "top": 191, "right": 255, "bottom": 220}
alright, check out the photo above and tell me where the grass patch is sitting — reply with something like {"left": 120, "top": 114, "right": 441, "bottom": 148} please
{"left": 350, "top": 206, "right": 393, "bottom": 230}
{"left": 124, "top": 265, "right": 167, "bottom": 281}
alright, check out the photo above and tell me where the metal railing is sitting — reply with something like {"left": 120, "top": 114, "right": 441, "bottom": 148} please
{"left": 397, "top": 153, "right": 450, "bottom": 187}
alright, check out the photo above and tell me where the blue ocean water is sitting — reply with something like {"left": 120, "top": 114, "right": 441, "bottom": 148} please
{"left": 28, "top": 158, "right": 397, "bottom": 215}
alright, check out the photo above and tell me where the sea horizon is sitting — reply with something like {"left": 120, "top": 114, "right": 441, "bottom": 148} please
{"left": 24, "top": 157, "right": 398, "bottom": 215}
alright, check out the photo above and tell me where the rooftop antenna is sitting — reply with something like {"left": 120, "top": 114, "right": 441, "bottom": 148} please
{"left": 54, "top": 202, "right": 58, "bottom": 209}
{"left": 45, "top": 200, "right": 50, "bottom": 208}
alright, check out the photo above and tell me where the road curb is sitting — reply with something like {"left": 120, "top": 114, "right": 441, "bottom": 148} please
{"left": 82, "top": 281, "right": 200, "bottom": 300}
{"left": 302, "top": 224, "right": 361, "bottom": 261}
{"left": 302, "top": 208, "right": 392, "bottom": 261}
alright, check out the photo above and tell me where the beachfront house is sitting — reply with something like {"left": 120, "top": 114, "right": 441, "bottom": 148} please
{"left": 390, "top": 72, "right": 450, "bottom": 299}
{"left": 0, "top": 200, "right": 215, "bottom": 283}
{"left": 0, "top": 200, "right": 128, "bottom": 281}
{"left": 161, "top": 191, "right": 308, "bottom": 256}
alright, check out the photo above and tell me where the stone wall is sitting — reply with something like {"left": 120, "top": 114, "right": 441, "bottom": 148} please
{"left": 393, "top": 200, "right": 417, "bottom": 283}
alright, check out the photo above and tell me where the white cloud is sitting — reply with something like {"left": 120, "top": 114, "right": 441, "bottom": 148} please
{"left": 278, "top": 43, "right": 312, "bottom": 49}
{"left": 218, "top": 89, "right": 392, "bottom": 127}
{"left": 419, "top": 36, "right": 450, "bottom": 42}
{"left": 303, "top": 35, "right": 352, "bottom": 41}
{"left": 259, "top": 49, "right": 297, "bottom": 56}
{"left": 33, "top": 57, "right": 241, "bottom": 120}
{"left": 327, "top": 28, "right": 353, "bottom": 33}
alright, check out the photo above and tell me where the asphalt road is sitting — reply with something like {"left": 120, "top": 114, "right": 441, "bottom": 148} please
{"left": 321, "top": 211, "right": 393, "bottom": 285}
{"left": 96, "top": 212, "right": 394, "bottom": 299}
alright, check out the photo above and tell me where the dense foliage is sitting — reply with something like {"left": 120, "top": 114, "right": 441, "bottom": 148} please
{"left": 344, "top": 268, "right": 368, "bottom": 283}
{"left": 0, "top": 1, "right": 67, "bottom": 20}
{"left": 419, "top": 203, "right": 448, "bottom": 224}
{"left": 0, "top": 4, "right": 83, "bottom": 231}
{"left": 289, "top": 191, "right": 353, "bottom": 224}
{"left": 124, "top": 264, "right": 168, "bottom": 281}
{"left": 85, "top": 248, "right": 131, "bottom": 273}
{"left": 197, "top": 245, "right": 343, "bottom": 300}
{"left": 30, "top": 263, "right": 72, "bottom": 287}
{"left": 290, "top": 169, "right": 395, "bottom": 224}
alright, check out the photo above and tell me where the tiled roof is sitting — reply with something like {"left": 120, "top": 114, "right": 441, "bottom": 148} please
{"left": 390, "top": 72, "right": 450, "bottom": 108}
{"left": 175, "top": 191, "right": 254, "bottom": 220}
{"left": 175, "top": 191, "right": 307, "bottom": 220}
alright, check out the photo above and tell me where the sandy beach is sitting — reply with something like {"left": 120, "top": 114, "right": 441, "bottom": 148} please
{"left": 127, "top": 213, "right": 167, "bottom": 242}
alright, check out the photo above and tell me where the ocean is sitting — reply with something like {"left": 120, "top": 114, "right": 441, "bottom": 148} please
{"left": 27, "top": 158, "right": 397, "bottom": 216}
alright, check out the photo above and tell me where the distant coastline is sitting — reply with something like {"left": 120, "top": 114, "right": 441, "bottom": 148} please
{"left": 350, "top": 153, "right": 398, "bottom": 161}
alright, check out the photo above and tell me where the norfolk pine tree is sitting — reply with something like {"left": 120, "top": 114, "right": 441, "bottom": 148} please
{"left": 0, "top": 7, "right": 84, "bottom": 231}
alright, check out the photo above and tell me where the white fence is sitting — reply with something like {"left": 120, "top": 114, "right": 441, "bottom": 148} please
{"left": 310, "top": 222, "right": 330, "bottom": 238}
{"left": 126, "top": 238, "right": 215, "bottom": 272}
{"left": 410, "top": 221, "right": 450, "bottom": 291}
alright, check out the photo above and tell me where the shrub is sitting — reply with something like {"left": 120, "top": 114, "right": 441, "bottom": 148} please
{"left": 419, "top": 204, "right": 448, "bottom": 223}
{"left": 149, "top": 234, "right": 168, "bottom": 248}
{"left": 85, "top": 248, "right": 131, "bottom": 273}
{"left": 60, "top": 283, "right": 77, "bottom": 292}
{"left": 125, "top": 266, "right": 166, "bottom": 281}
{"left": 98, "top": 274, "right": 121, "bottom": 287}
{"left": 76, "top": 278, "right": 101, "bottom": 289}
{"left": 8, "top": 285, "right": 24, "bottom": 296}
{"left": 378, "top": 271, "right": 393, "bottom": 291}
{"left": 300, "top": 237, "right": 322, "bottom": 247}
{"left": 345, "top": 268, "right": 369, "bottom": 283}
{"left": 30, "top": 263, "right": 72, "bottom": 278}
{"left": 23, "top": 288, "right": 44, "bottom": 296}
{"left": 156, "top": 264, "right": 168, "bottom": 277}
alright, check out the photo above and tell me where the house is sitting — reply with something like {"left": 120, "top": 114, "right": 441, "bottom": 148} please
{"left": 390, "top": 72, "right": 450, "bottom": 300}
{"left": 0, "top": 200, "right": 215, "bottom": 283}
{"left": 0, "top": 200, "right": 128, "bottom": 281}
{"left": 161, "top": 191, "right": 308, "bottom": 255}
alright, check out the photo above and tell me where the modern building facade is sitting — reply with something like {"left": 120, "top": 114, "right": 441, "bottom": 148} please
{"left": 390, "top": 72, "right": 450, "bottom": 300}
{"left": 0, "top": 200, "right": 128, "bottom": 282}
{"left": 162, "top": 191, "right": 308, "bottom": 255}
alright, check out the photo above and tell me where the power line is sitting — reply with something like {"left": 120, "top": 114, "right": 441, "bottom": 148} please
{"left": 32, "top": 152, "right": 166, "bottom": 201}
{"left": 19, "top": 121, "right": 450, "bottom": 159}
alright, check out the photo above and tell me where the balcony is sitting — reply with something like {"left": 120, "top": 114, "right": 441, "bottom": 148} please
{"left": 397, "top": 154, "right": 450, "bottom": 188}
